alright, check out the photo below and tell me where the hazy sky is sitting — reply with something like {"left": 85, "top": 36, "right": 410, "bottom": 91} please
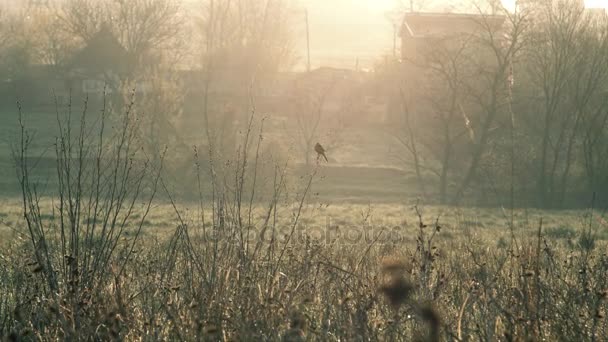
{"left": 295, "top": 0, "right": 608, "bottom": 70}
{"left": 1, "top": 0, "right": 605, "bottom": 70}
{"left": 585, "top": 0, "right": 608, "bottom": 8}
{"left": 294, "top": 0, "right": 484, "bottom": 70}
{"left": 295, "top": 0, "right": 411, "bottom": 70}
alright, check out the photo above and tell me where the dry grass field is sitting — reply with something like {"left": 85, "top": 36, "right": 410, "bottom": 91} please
{"left": 2, "top": 192, "right": 608, "bottom": 341}
{"left": 1, "top": 103, "right": 608, "bottom": 341}
{"left": 3, "top": 0, "right": 608, "bottom": 339}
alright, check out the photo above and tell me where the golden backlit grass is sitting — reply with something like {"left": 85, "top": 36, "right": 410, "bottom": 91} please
{"left": 2, "top": 197, "right": 601, "bottom": 246}
{"left": 1, "top": 196, "right": 607, "bottom": 340}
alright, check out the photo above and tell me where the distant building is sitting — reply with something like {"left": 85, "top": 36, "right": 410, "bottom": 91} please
{"left": 67, "top": 24, "right": 136, "bottom": 97}
{"left": 389, "top": 12, "right": 506, "bottom": 123}
{"left": 1, "top": 25, "right": 143, "bottom": 107}
{"left": 400, "top": 12, "right": 505, "bottom": 63}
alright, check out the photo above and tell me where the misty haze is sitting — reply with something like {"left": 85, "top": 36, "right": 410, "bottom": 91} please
{"left": 1, "top": 0, "right": 608, "bottom": 341}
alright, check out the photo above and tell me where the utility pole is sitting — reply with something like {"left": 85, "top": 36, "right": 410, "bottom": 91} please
{"left": 305, "top": 8, "right": 311, "bottom": 72}
{"left": 385, "top": 8, "right": 402, "bottom": 59}
{"left": 393, "top": 23, "right": 397, "bottom": 58}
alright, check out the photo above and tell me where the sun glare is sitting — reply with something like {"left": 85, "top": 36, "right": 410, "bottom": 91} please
{"left": 585, "top": 0, "right": 608, "bottom": 9}
{"left": 501, "top": 0, "right": 517, "bottom": 13}
{"left": 355, "top": 0, "right": 606, "bottom": 15}
{"left": 499, "top": 0, "right": 607, "bottom": 13}
{"left": 359, "top": 0, "right": 394, "bottom": 12}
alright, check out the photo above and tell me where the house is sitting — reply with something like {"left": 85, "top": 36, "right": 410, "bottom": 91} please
{"left": 0, "top": 24, "right": 138, "bottom": 107}
{"left": 400, "top": 12, "right": 505, "bottom": 64}
{"left": 67, "top": 24, "right": 135, "bottom": 97}
{"left": 389, "top": 12, "right": 506, "bottom": 123}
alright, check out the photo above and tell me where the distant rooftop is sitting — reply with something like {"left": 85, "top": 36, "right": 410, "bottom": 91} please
{"left": 70, "top": 24, "right": 131, "bottom": 76}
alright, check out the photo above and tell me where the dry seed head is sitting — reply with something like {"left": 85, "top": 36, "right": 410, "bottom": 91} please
{"left": 282, "top": 328, "right": 306, "bottom": 342}
{"left": 381, "top": 256, "right": 411, "bottom": 274}
{"left": 379, "top": 276, "right": 414, "bottom": 308}
{"left": 419, "top": 304, "right": 441, "bottom": 327}
{"left": 204, "top": 325, "right": 218, "bottom": 334}
{"left": 13, "top": 307, "right": 22, "bottom": 322}
{"left": 289, "top": 310, "right": 307, "bottom": 331}
{"left": 379, "top": 256, "right": 414, "bottom": 308}
{"left": 7, "top": 332, "right": 19, "bottom": 342}
{"left": 203, "top": 324, "right": 220, "bottom": 336}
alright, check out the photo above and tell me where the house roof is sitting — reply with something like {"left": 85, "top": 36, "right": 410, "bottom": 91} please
{"left": 70, "top": 24, "right": 132, "bottom": 75}
{"left": 400, "top": 12, "right": 506, "bottom": 38}
{"left": 297, "top": 67, "right": 364, "bottom": 83}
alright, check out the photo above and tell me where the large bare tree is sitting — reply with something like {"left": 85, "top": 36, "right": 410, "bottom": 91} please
{"left": 58, "top": 0, "right": 184, "bottom": 75}
{"left": 0, "top": 8, "right": 40, "bottom": 81}
{"left": 391, "top": 2, "right": 527, "bottom": 204}
{"left": 522, "top": 0, "right": 608, "bottom": 207}
{"left": 196, "top": 0, "right": 295, "bottom": 159}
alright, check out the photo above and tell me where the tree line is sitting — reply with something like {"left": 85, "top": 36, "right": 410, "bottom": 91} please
{"left": 386, "top": 0, "right": 608, "bottom": 208}
{"left": 0, "top": 0, "right": 297, "bottom": 191}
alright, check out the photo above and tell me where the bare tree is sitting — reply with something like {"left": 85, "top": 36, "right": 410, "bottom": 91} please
{"left": 35, "top": 11, "right": 78, "bottom": 68}
{"left": 113, "top": 0, "right": 184, "bottom": 68}
{"left": 196, "top": 0, "right": 295, "bottom": 159}
{"left": 0, "top": 8, "right": 7, "bottom": 48}
{"left": 392, "top": 0, "right": 435, "bottom": 12}
{"left": 578, "top": 16, "right": 608, "bottom": 200}
{"left": 391, "top": 85, "right": 429, "bottom": 197}
{"left": 382, "top": 56, "right": 431, "bottom": 198}
{"left": 407, "top": 31, "right": 478, "bottom": 203}
{"left": 523, "top": 0, "right": 608, "bottom": 207}
{"left": 0, "top": 9, "right": 38, "bottom": 81}
{"left": 133, "top": 70, "right": 186, "bottom": 165}
{"left": 391, "top": 2, "right": 527, "bottom": 204}
{"left": 192, "top": 0, "right": 296, "bottom": 224}
{"left": 57, "top": 0, "right": 106, "bottom": 42}
{"left": 50, "top": 0, "right": 186, "bottom": 153}
{"left": 449, "top": 4, "right": 527, "bottom": 204}
{"left": 291, "top": 73, "right": 336, "bottom": 166}
{"left": 58, "top": 0, "right": 183, "bottom": 76}
{"left": 289, "top": 67, "right": 357, "bottom": 166}
{"left": 582, "top": 97, "right": 608, "bottom": 200}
